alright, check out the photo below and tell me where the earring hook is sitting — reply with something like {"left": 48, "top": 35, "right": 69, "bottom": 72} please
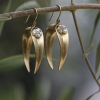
{"left": 33, "top": 8, "right": 38, "bottom": 22}
{"left": 49, "top": 5, "right": 61, "bottom": 24}
{"left": 25, "top": 8, "right": 38, "bottom": 24}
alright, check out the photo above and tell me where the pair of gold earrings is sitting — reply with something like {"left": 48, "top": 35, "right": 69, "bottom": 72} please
{"left": 22, "top": 5, "right": 69, "bottom": 74}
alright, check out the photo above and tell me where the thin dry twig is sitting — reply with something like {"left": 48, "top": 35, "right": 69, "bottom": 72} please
{"left": 97, "top": 0, "right": 100, "bottom": 4}
{"left": 0, "top": 4, "right": 100, "bottom": 19}
{"left": 71, "top": 11, "right": 100, "bottom": 87}
{"left": 71, "top": 0, "right": 74, "bottom": 5}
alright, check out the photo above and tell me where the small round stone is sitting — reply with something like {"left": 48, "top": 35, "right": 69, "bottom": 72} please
{"left": 36, "top": 28, "right": 40, "bottom": 32}
{"left": 32, "top": 28, "right": 42, "bottom": 38}
{"left": 57, "top": 26, "right": 61, "bottom": 30}
{"left": 32, "top": 29, "right": 36, "bottom": 35}
{"left": 61, "top": 25, "right": 66, "bottom": 28}
{"left": 40, "top": 32, "right": 42, "bottom": 35}
{"left": 56, "top": 24, "right": 67, "bottom": 34}
{"left": 36, "top": 34, "right": 40, "bottom": 37}
{"left": 59, "top": 29, "right": 62, "bottom": 34}
{"left": 63, "top": 29, "right": 67, "bottom": 34}
{"left": 58, "top": 24, "right": 62, "bottom": 27}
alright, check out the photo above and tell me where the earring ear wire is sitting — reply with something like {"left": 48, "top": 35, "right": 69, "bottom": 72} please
{"left": 49, "top": 5, "right": 61, "bottom": 23}
{"left": 24, "top": 8, "right": 38, "bottom": 24}
{"left": 49, "top": 12, "right": 55, "bottom": 21}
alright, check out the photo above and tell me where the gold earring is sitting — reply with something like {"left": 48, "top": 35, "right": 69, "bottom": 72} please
{"left": 45, "top": 5, "right": 69, "bottom": 70}
{"left": 22, "top": 8, "right": 44, "bottom": 74}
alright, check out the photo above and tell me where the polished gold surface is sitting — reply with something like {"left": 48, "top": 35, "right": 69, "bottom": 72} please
{"left": 22, "top": 27, "right": 32, "bottom": 72}
{"left": 31, "top": 27, "right": 44, "bottom": 74}
{"left": 56, "top": 26, "right": 69, "bottom": 70}
{"left": 22, "top": 8, "right": 44, "bottom": 74}
{"left": 45, "top": 23, "right": 69, "bottom": 70}
{"left": 45, "top": 24, "right": 56, "bottom": 69}
{"left": 45, "top": 5, "right": 69, "bottom": 70}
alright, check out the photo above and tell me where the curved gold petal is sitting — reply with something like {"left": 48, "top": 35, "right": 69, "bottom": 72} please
{"left": 22, "top": 27, "right": 32, "bottom": 72}
{"left": 56, "top": 25, "right": 69, "bottom": 70}
{"left": 45, "top": 24, "right": 57, "bottom": 69}
{"left": 31, "top": 28, "right": 44, "bottom": 74}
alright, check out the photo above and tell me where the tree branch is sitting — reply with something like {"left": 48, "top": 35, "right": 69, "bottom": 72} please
{"left": 72, "top": 11, "right": 100, "bottom": 87}
{"left": 0, "top": 3, "right": 100, "bottom": 19}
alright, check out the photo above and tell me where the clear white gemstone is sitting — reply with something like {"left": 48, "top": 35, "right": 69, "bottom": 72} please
{"left": 62, "top": 25, "right": 66, "bottom": 28}
{"left": 40, "top": 32, "right": 42, "bottom": 35}
{"left": 58, "top": 24, "right": 62, "bottom": 27}
{"left": 32, "top": 29, "right": 36, "bottom": 35}
{"left": 59, "top": 29, "right": 62, "bottom": 34}
{"left": 35, "top": 34, "right": 40, "bottom": 37}
{"left": 63, "top": 29, "right": 67, "bottom": 33}
{"left": 36, "top": 28, "right": 40, "bottom": 32}
{"left": 57, "top": 27, "right": 61, "bottom": 30}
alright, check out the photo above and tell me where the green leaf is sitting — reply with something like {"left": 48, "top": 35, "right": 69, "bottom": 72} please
{"left": 56, "top": 86, "right": 74, "bottom": 100}
{"left": 28, "top": 78, "right": 51, "bottom": 100}
{"left": 97, "top": 0, "right": 100, "bottom": 4}
{"left": 0, "top": 0, "right": 12, "bottom": 36}
{"left": 95, "top": 42, "right": 100, "bottom": 74}
{"left": 36, "top": 0, "right": 51, "bottom": 7}
{"left": 90, "top": 11, "right": 100, "bottom": 44}
{"left": 0, "top": 54, "right": 57, "bottom": 72}
{"left": 82, "top": 43, "right": 94, "bottom": 59}
{"left": 0, "top": 17, "right": 11, "bottom": 22}
{"left": 98, "top": 76, "right": 100, "bottom": 80}
{"left": 86, "top": 90, "right": 100, "bottom": 100}
{"left": 16, "top": 1, "right": 40, "bottom": 11}
{"left": 0, "top": 83, "right": 25, "bottom": 100}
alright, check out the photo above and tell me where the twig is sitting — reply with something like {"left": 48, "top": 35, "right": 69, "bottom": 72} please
{"left": 97, "top": 0, "right": 100, "bottom": 4}
{"left": 71, "top": 11, "right": 100, "bottom": 87}
{"left": 0, "top": 4, "right": 100, "bottom": 19}
{"left": 71, "top": 0, "right": 74, "bottom": 5}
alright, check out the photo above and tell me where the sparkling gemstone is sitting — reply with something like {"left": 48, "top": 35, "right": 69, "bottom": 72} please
{"left": 57, "top": 27, "right": 61, "bottom": 30}
{"left": 32, "top": 28, "right": 42, "bottom": 38}
{"left": 35, "top": 34, "right": 40, "bottom": 37}
{"left": 63, "top": 29, "right": 67, "bottom": 34}
{"left": 40, "top": 32, "right": 42, "bottom": 35}
{"left": 61, "top": 25, "right": 66, "bottom": 28}
{"left": 58, "top": 24, "right": 62, "bottom": 27}
{"left": 59, "top": 29, "right": 62, "bottom": 34}
{"left": 36, "top": 28, "right": 40, "bottom": 32}
{"left": 32, "top": 29, "right": 36, "bottom": 35}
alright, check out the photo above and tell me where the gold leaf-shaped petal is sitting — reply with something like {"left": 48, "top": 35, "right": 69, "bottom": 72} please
{"left": 45, "top": 24, "right": 56, "bottom": 69}
{"left": 31, "top": 27, "right": 44, "bottom": 74}
{"left": 56, "top": 25, "right": 69, "bottom": 70}
{"left": 22, "top": 27, "right": 32, "bottom": 72}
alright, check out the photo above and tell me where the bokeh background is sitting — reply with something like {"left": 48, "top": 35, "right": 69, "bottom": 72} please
{"left": 0, "top": 0, "right": 100, "bottom": 100}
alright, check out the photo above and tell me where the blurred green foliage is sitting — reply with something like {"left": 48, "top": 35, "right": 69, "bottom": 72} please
{"left": 95, "top": 42, "right": 100, "bottom": 74}
{"left": 0, "top": 54, "right": 57, "bottom": 72}
{"left": 16, "top": 1, "right": 40, "bottom": 11}
{"left": 90, "top": 11, "right": 100, "bottom": 45}
{"left": 56, "top": 87, "right": 74, "bottom": 100}
{"left": 0, "top": 0, "right": 12, "bottom": 36}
